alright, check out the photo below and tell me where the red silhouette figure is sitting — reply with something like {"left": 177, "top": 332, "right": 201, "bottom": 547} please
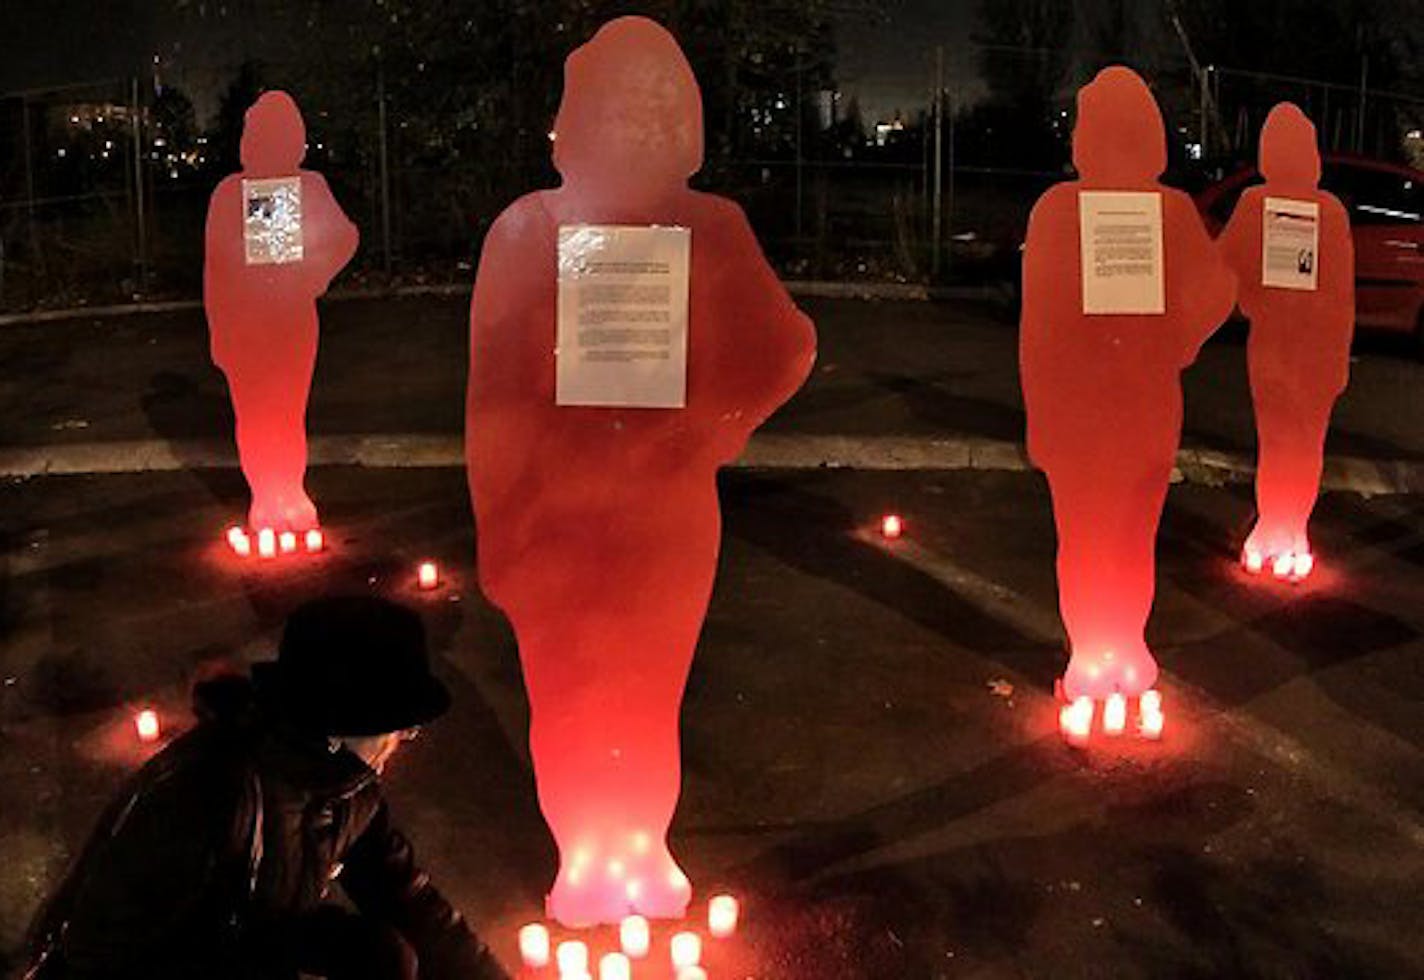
{"left": 204, "top": 91, "right": 358, "bottom": 535}
{"left": 1219, "top": 104, "right": 1354, "bottom": 582}
{"left": 466, "top": 18, "right": 815, "bottom": 926}
{"left": 1020, "top": 67, "right": 1235, "bottom": 702}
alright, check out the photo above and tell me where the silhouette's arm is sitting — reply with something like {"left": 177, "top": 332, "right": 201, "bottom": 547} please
{"left": 307, "top": 172, "right": 359, "bottom": 291}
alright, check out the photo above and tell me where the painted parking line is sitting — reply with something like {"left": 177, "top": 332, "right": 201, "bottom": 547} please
{"left": 4, "top": 432, "right": 1422, "bottom": 496}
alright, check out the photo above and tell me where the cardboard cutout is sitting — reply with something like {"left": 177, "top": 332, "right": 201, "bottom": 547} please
{"left": 466, "top": 17, "right": 815, "bottom": 926}
{"left": 1020, "top": 67, "right": 1235, "bottom": 702}
{"left": 1219, "top": 104, "right": 1354, "bottom": 581}
{"left": 204, "top": 91, "right": 358, "bottom": 534}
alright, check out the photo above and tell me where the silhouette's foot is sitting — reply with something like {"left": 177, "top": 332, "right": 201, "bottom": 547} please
{"left": 1062, "top": 643, "right": 1158, "bottom": 701}
{"left": 249, "top": 490, "right": 318, "bottom": 535}
{"left": 626, "top": 842, "right": 692, "bottom": 921}
{"left": 545, "top": 832, "right": 692, "bottom": 926}
{"left": 1242, "top": 521, "right": 1311, "bottom": 581}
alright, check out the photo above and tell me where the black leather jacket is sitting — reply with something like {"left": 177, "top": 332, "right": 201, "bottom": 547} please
{"left": 24, "top": 678, "right": 507, "bottom": 980}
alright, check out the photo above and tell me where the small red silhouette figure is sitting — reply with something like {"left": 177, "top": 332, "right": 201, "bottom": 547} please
{"left": 1219, "top": 104, "right": 1354, "bottom": 582}
{"left": 1020, "top": 67, "right": 1235, "bottom": 703}
{"left": 466, "top": 18, "right": 815, "bottom": 926}
{"left": 204, "top": 91, "right": 358, "bottom": 535}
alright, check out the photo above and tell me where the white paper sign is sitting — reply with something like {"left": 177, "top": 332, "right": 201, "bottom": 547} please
{"left": 1079, "top": 191, "right": 1165, "bottom": 315}
{"left": 1262, "top": 196, "right": 1319, "bottom": 291}
{"left": 243, "top": 177, "right": 304, "bottom": 265}
{"left": 556, "top": 225, "right": 691, "bottom": 408}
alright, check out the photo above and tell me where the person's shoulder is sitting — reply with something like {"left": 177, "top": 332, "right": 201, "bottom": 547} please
{"left": 142, "top": 725, "right": 254, "bottom": 802}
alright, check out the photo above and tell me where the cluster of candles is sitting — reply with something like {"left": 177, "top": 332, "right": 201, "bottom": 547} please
{"left": 1242, "top": 547, "right": 1314, "bottom": 581}
{"left": 1059, "top": 690, "right": 1164, "bottom": 745}
{"left": 519, "top": 895, "right": 739, "bottom": 978}
{"left": 226, "top": 526, "right": 324, "bottom": 559}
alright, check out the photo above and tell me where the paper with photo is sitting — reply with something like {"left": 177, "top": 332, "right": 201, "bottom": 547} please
{"left": 1262, "top": 196, "right": 1319, "bottom": 291}
{"left": 242, "top": 177, "right": 304, "bottom": 265}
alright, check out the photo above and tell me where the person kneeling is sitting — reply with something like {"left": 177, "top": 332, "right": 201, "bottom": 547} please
{"left": 24, "top": 596, "right": 509, "bottom": 980}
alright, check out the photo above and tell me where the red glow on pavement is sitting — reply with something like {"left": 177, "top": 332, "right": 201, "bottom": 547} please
{"left": 135, "top": 709, "right": 161, "bottom": 743}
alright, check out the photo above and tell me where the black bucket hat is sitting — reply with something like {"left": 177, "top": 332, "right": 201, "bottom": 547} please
{"left": 253, "top": 596, "right": 451, "bottom": 737}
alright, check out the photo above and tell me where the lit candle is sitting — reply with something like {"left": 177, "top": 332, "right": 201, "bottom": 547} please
{"left": 257, "top": 528, "right": 277, "bottom": 559}
{"left": 1272, "top": 553, "right": 1293, "bottom": 579}
{"left": 135, "top": 709, "right": 161, "bottom": 743}
{"left": 279, "top": 531, "right": 298, "bottom": 554}
{"left": 620, "top": 915, "right": 651, "bottom": 959}
{"left": 881, "top": 514, "right": 904, "bottom": 540}
{"left": 417, "top": 561, "right": 439, "bottom": 590}
{"left": 598, "top": 952, "right": 631, "bottom": 980}
{"left": 226, "top": 526, "right": 251, "bottom": 556}
{"left": 1140, "top": 709, "right": 1164, "bottom": 740}
{"left": 1062, "top": 696, "right": 1092, "bottom": 746}
{"left": 1243, "top": 547, "right": 1263, "bottom": 574}
{"left": 556, "top": 940, "right": 588, "bottom": 978}
{"left": 670, "top": 932, "right": 702, "bottom": 970}
{"left": 1293, "top": 552, "right": 1314, "bottom": 579}
{"left": 676, "top": 969, "right": 708, "bottom": 980}
{"left": 518, "top": 923, "right": 550, "bottom": 969}
{"left": 1103, "top": 693, "right": 1127, "bottom": 736}
{"left": 709, "top": 894, "right": 740, "bottom": 938}
{"left": 1139, "top": 689, "right": 1162, "bottom": 717}
{"left": 304, "top": 529, "right": 324, "bottom": 553}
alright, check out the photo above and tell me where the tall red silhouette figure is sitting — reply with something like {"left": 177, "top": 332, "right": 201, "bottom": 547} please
{"left": 466, "top": 18, "right": 815, "bottom": 926}
{"left": 1219, "top": 104, "right": 1354, "bottom": 581}
{"left": 1020, "top": 67, "right": 1235, "bottom": 702}
{"left": 204, "top": 91, "right": 358, "bottom": 534}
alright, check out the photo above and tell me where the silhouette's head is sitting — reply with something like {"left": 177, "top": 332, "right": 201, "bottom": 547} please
{"left": 1071, "top": 67, "right": 1166, "bottom": 184}
{"left": 552, "top": 17, "right": 703, "bottom": 191}
{"left": 1260, "top": 102, "right": 1321, "bottom": 189}
{"left": 240, "top": 91, "right": 306, "bottom": 173}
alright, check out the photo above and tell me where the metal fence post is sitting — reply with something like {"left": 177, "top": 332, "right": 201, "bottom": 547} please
{"left": 377, "top": 60, "right": 393, "bottom": 278}
{"left": 131, "top": 77, "right": 149, "bottom": 293}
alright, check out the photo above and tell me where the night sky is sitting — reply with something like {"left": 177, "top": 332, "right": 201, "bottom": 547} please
{"left": 1, "top": 0, "right": 982, "bottom": 126}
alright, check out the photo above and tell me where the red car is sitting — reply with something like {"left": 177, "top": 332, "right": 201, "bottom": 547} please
{"left": 1196, "top": 154, "right": 1424, "bottom": 354}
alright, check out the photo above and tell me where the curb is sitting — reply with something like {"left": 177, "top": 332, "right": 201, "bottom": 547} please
{"left": 0, "top": 280, "right": 945, "bottom": 329}
{"left": 3, "top": 433, "right": 1420, "bottom": 496}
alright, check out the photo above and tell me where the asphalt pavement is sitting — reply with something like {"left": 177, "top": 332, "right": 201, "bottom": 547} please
{"left": 2, "top": 463, "right": 1422, "bottom": 978}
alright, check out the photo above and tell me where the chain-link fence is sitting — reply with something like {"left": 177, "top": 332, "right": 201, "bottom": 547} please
{"left": 1198, "top": 64, "right": 1424, "bottom": 166}
{"left": 0, "top": 58, "right": 1071, "bottom": 313}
